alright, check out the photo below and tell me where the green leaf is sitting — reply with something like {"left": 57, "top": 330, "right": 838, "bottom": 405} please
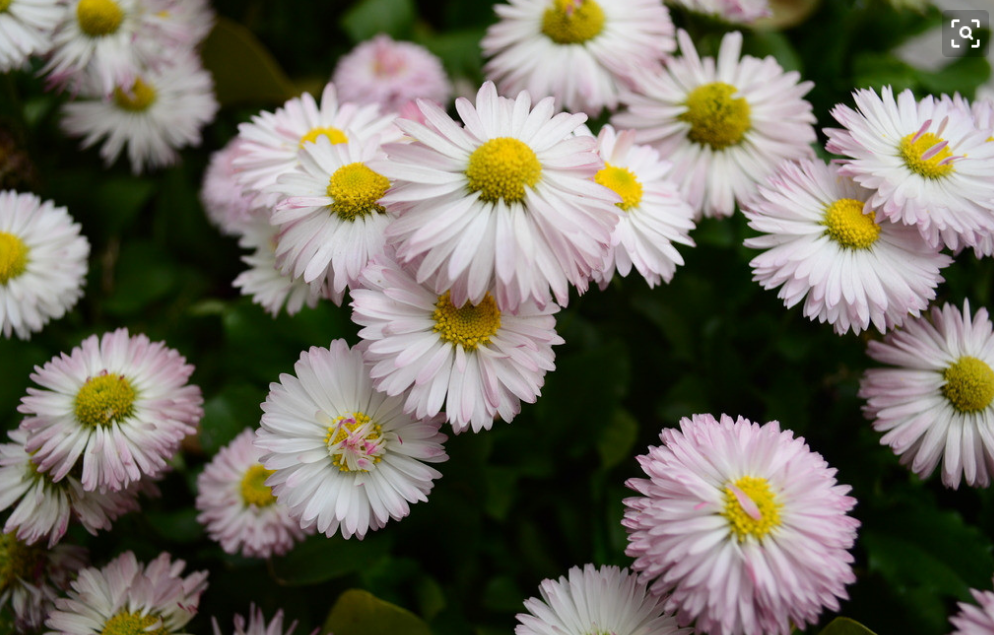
{"left": 340, "top": 0, "right": 416, "bottom": 43}
{"left": 483, "top": 466, "right": 518, "bottom": 520}
{"left": 201, "top": 18, "right": 296, "bottom": 106}
{"left": 917, "top": 54, "right": 991, "bottom": 97}
{"left": 199, "top": 383, "right": 265, "bottom": 455}
{"left": 102, "top": 241, "right": 178, "bottom": 315}
{"left": 271, "top": 532, "right": 392, "bottom": 586}
{"left": 323, "top": 589, "right": 431, "bottom": 635}
{"left": 596, "top": 409, "right": 638, "bottom": 470}
{"left": 93, "top": 177, "right": 156, "bottom": 234}
{"left": 144, "top": 508, "right": 204, "bottom": 544}
{"left": 852, "top": 52, "right": 918, "bottom": 93}
{"left": 818, "top": 617, "right": 878, "bottom": 635}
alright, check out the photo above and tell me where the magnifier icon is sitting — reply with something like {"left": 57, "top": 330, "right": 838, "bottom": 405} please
{"left": 960, "top": 24, "right": 974, "bottom": 40}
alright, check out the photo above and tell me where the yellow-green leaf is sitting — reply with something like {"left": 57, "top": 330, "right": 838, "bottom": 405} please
{"left": 201, "top": 18, "right": 296, "bottom": 106}
{"left": 323, "top": 589, "right": 432, "bottom": 635}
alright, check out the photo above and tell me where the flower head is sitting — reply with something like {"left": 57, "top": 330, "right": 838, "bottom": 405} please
{"left": 950, "top": 578, "right": 994, "bottom": 635}
{"left": 201, "top": 138, "right": 267, "bottom": 237}
{"left": 0, "top": 0, "right": 63, "bottom": 72}
{"left": 0, "top": 533, "right": 87, "bottom": 632}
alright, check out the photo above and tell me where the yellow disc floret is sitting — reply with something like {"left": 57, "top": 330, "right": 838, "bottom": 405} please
{"left": 823, "top": 197, "right": 880, "bottom": 250}
{"left": 595, "top": 164, "right": 643, "bottom": 211}
{"left": 76, "top": 0, "right": 124, "bottom": 37}
{"left": 679, "top": 82, "right": 751, "bottom": 150}
{"left": 299, "top": 127, "right": 348, "bottom": 148}
{"left": 326, "top": 162, "right": 390, "bottom": 221}
{"left": 113, "top": 78, "right": 156, "bottom": 112}
{"left": 325, "top": 412, "right": 385, "bottom": 472}
{"left": 101, "top": 611, "right": 169, "bottom": 635}
{"left": 0, "top": 0, "right": 12, "bottom": 13}
{"left": 541, "top": 0, "right": 605, "bottom": 45}
{"left": 0, "top": 231, "right": 28, "bottom": 284}
{"left": 0, "top": 533, "right": 46, "bottom": 591}
{"left": 721, "top": 475, "right": 782, "bottom": 542}
{"left": 432, "top": 291, "right": 501, "bottom": 351}
{"left": 240, "top": 464, "right": 277, "bottom": 507}
{"left": 942, "top": 356, "right": 994, "bottom": 413}
{"left": 465, "top": 137, "right": 542, "bottom": 204}
{"left": 900, "top": 131, "right": 954, "bottom": 179}
{"left": 74, "top": 373, "right": 137, "bottom": 428}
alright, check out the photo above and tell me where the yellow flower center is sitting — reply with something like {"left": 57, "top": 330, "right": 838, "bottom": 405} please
{"left": 942, "top": 356, "right": 994, "bottom": 413}
{"left": 0, "top": 231, "right": 28, "bottom": 284}
{"left": 239, "top": 464, "right": 277, "bottom": 507}
{"left": 465, "top": 137, "right": 542, "bottom": 204}
{"left": 900, "top": 131, "right": 954, "bottom": 179}
{"left": 74, "top": 373, "right": 137, "bottom": 428}
{"left": 595, "top": 164, "right": 643, "bottom": 211}
{"left": 679, "top": 82, "right": 751, "bottom": 150}
{"left": 101, "top": 611, "right": 169, "bottom": 635}
{"left": 823, "top": 197, "right": 880, "bottom": 250}
{"left": 721, "top": 475, "right": 782, "bottom": 542}
{"left": 541, "top": 0, "right": 605, "bottom": 45}
{"left": 324, "top": 412, "right": 385, "bottom": 472}
{"left": 326, "top": 162, "right": 390, "bottom": 221}
{"left": 76, "top": 0, "right": 124, "bottom": 37}
{"left": 0, "top": 0, "right": 11, "bottom": 13}
{"left": 299, "top": 126, "right": 348, "bottom": 148}
{"left": 113, "top": 78, "right": 156, "bottom": 112}
{"left": 0, "top": 533, "right": 46, "bottom": 591}
{"left": 432, "top": 291, "right": 501, "bottom": 351}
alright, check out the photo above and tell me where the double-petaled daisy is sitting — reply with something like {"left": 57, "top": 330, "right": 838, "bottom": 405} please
{"left": 45, "top": 551, "right": 208, "bottom": 635}
{"left": 826, "top": 86, "right": 994, "bottom": 254}
{"left": 351, "top": 256, "right": 563, "bottom": 433}
{"left": 515, "top": 564, "right": 688, "bottom": 635}
{"left": 0, "top": 190, "right": 90, "bottom": 340}
{"left": 481, "top": 0, "right": 675, "bottom": 116}
{"left": 860, "top": 301, "right": 994, "bottom": 489}
{"left": 19, "top": 328, "right": 203, "bottom": 492}
{"left": 950, "top": 578, "right": 994, "bottom": 635}
{"left": 380, "top": 81, "right": 621, "bottom": 312}
{"left": 196, "top": 428, "right": 311, "bottom": 558}
{"left": 589, "top": 124, "right": 695, "bottom": 289}
{"left": 0, "top": 0, "right": 63, "bottom": 72}
{"left": 613, "top": 30, "right": 816, "bottom": 218}
{"left": 624, "top": 413, "right": 859, "bottom": 635}
{"left": 0, "top": 533, "right": 87, "bottom": 633}
{"left": 201, "top": 138, "right": 266, "bottom": 237}
{"left": 212, "top": 605, "right": 307, "bottom": 635}
{"left": 742, "top": 159, "right": 952, "bottom": 335}
{"left": 256, "top": 340, "right": 449, "bottom": 539}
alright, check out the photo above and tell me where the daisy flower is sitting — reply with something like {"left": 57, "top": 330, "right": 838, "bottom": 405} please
{"left": 19, "top": 327, "right": 203, "bottom": 492}
{"left": 0, "top": 0, "right": 63, "bottom": 72}
{"left": 269, "top": 137, "right": 392, "bottom": 305}
{"left": 515, "top": 564, "right": 688, "bottom": 635}
{"left": 860, "top": 301, "right": 994, "bottom": 488}
{"left": 332, "top": 34, "right": 452, "bottom": 114}
{"left": 0, "top": 533, "right": 87, "bottom": 632}
{"left": 61, "top": 52, "right": 218, "bottom": 174}
{"left": 145, "top": 0, "right": 214, "bottom": 50}
{"left": 45, "top": 551, "right": 208, "bottom": 635}
{"left": 196, "top": 428, "right": 311, "bottom": 558}
{"left": 201, "top": 138, "right": 266, "bottom": 237}
{"left": 666, "top": 0, "right": 771, "bottom": 23}
{"left": 212, "top": 605, "right": 306, "bottom": 635}
{"left": 742, "top": 159, "right": 952, "bottom": 335}
{"left": 256, "top": 339, "right": 449, "bottom": 539}
{"left": 351, "top": 256, "right": 563, "bottom": 433}
{"left": 950, "top": 578, "right": 994, "bottom": 635}
{"left": 589, "top": 124, "right": 695, "bottom": 289}
{"left": 0, "top": 190, "right": 90, "bottom": 340}
{"left": 623, "top": 413, "right": 859, "bottom": 635}
{"left": 481, "top": 0, "right": 676, "bottom": 116}
{"left": 613, "top": 30, "right": 816, "bottom": 218}
{"left": 380, "top": 81, "right": 621, "bottom": 312}
{"left": 826, "top": 86, "right": 994, "bottom": 254}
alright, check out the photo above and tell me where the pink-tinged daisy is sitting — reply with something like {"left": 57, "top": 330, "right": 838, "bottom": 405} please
{"left": 613, "top": 30, "right": 816, "bottom": 219}
{"left": 351, "top": 256, "right": 563, "bottom": 433}
{"left": 482, "top": 0, "right": 675, "bottom": 116}
{"left": 269, "top": 137, "right": 392, "bottom": 305}
{"left": 0, "top": 0, "right": 63, "bottom": 72}
{"left": 212, "top": 605, "right": 308, "bottom": 635}
{"left": 826, "top": 86, "right": 994, "bottom": 255}
{"left": 623, "top": 413, "right": 859, "bottom": 635}
{"left": 332, "top": 34, "right": 452, "bottom": 115}
{"left": 45, "top": 551, "right": 208, "bottom": 635}
{"left": 742, "top": 159, "right": 952, "bottom": 336}
{"left": 61, "top": 52, "right": 218, "bottom": 174}
{"left": 860, "top": 301, "right": 994, "bottom": 489}
{"left": 0, "top": 190, "right": 90, "bottom": 340}
{"left": 196, "top": 428, "right": 311, "bottom": 558}
{"left": 256, "top": 339, "right": 449, "bottom": 539}
{"left": 0, "top": 533, "right": 87, "bottom": 633}
{"left": 19, "top": 327, "right": 203, "bottom": 492}
{"left": 380, "top": 81, "right": 621, "bottom": 312}
{"left": 145, "top": 0, "right": 213, "bottom": 50}
{"left": 201, "top": 138, "right": 266, "bottom": 238}
{"left": 589, "top": 124, "right": 695, "bottom": 289}
{"left": 666, "top": 0, "right": 771, "bottom": 23}
{"left": 950, "top": 578, "right": 994, "bottom": 635}
{"left": 516, "top": 564, "right": 688, "bottom": 635}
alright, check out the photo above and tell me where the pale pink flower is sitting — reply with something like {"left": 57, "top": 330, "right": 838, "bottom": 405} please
{"left": 213, "top": 604, "right": 310, "bottom": 635}
{"left": 201, "top": 138, "right": 266, "bottom": 237}
{"left": 666, "top": 0, "right": 771, "bottom": 23}
{"left": 950, "top": 578, "right": 994, "bottom": 635}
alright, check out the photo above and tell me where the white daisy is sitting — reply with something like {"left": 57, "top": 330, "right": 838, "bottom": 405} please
{"left": 19, "top": 327, "right": 204, "bottom": 492}
{"left": 379, "top": 81, "right": 621, "bottom": 312}
{"left": 860, "top": 300, "right": 994, "bottom": 489}
{"left": 612, "top": 30, "right": 817, "bottom": 218}
{"left": 826, "top": 86, "right": 994, "bottom": 254}
{"left": 0, "top": 0, "right": 63, "bottom": 72}
{"left": 0, "top": 189, "right": 89, "bottom": 340}
{"left": 481, "top": 0, "right": 676, "bottom": 116}
{"left": 742, "top": 159, "right": 952, "bottom": 335}
{"left": 61, "top": 52, "right": 218, "bottom": 174}
{"left": 255, "top": 339, "right": 449, "bottom": 539}
{"left": 0, "top": 533, "right": 87, "bottom": 633}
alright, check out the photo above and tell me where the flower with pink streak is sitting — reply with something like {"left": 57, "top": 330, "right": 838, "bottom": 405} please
{"left": 950, "top": 578, "right": 994, "bottom": 635}
{"left": 666, "top": 0, "right": 771, "bottom": 23}
{"left": 19, "top": 328, "right": 203, "bottom": 492}
{"left": 0, "top": 533, "right": 87, "bottom": 633}
{"left": 201, "top": 138, "right": 266, "bottom": 237}
{"left": 332, "top": 34, "right": 452, "bottom": 114}
{"left": 196, "top": 428, "right": 311, "bottom": 558}
{"left": 213, "top": 604, "right": 311, "bottom": 635}
{"left": 623, "top": 413, "right": 859, "bottom": 635}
